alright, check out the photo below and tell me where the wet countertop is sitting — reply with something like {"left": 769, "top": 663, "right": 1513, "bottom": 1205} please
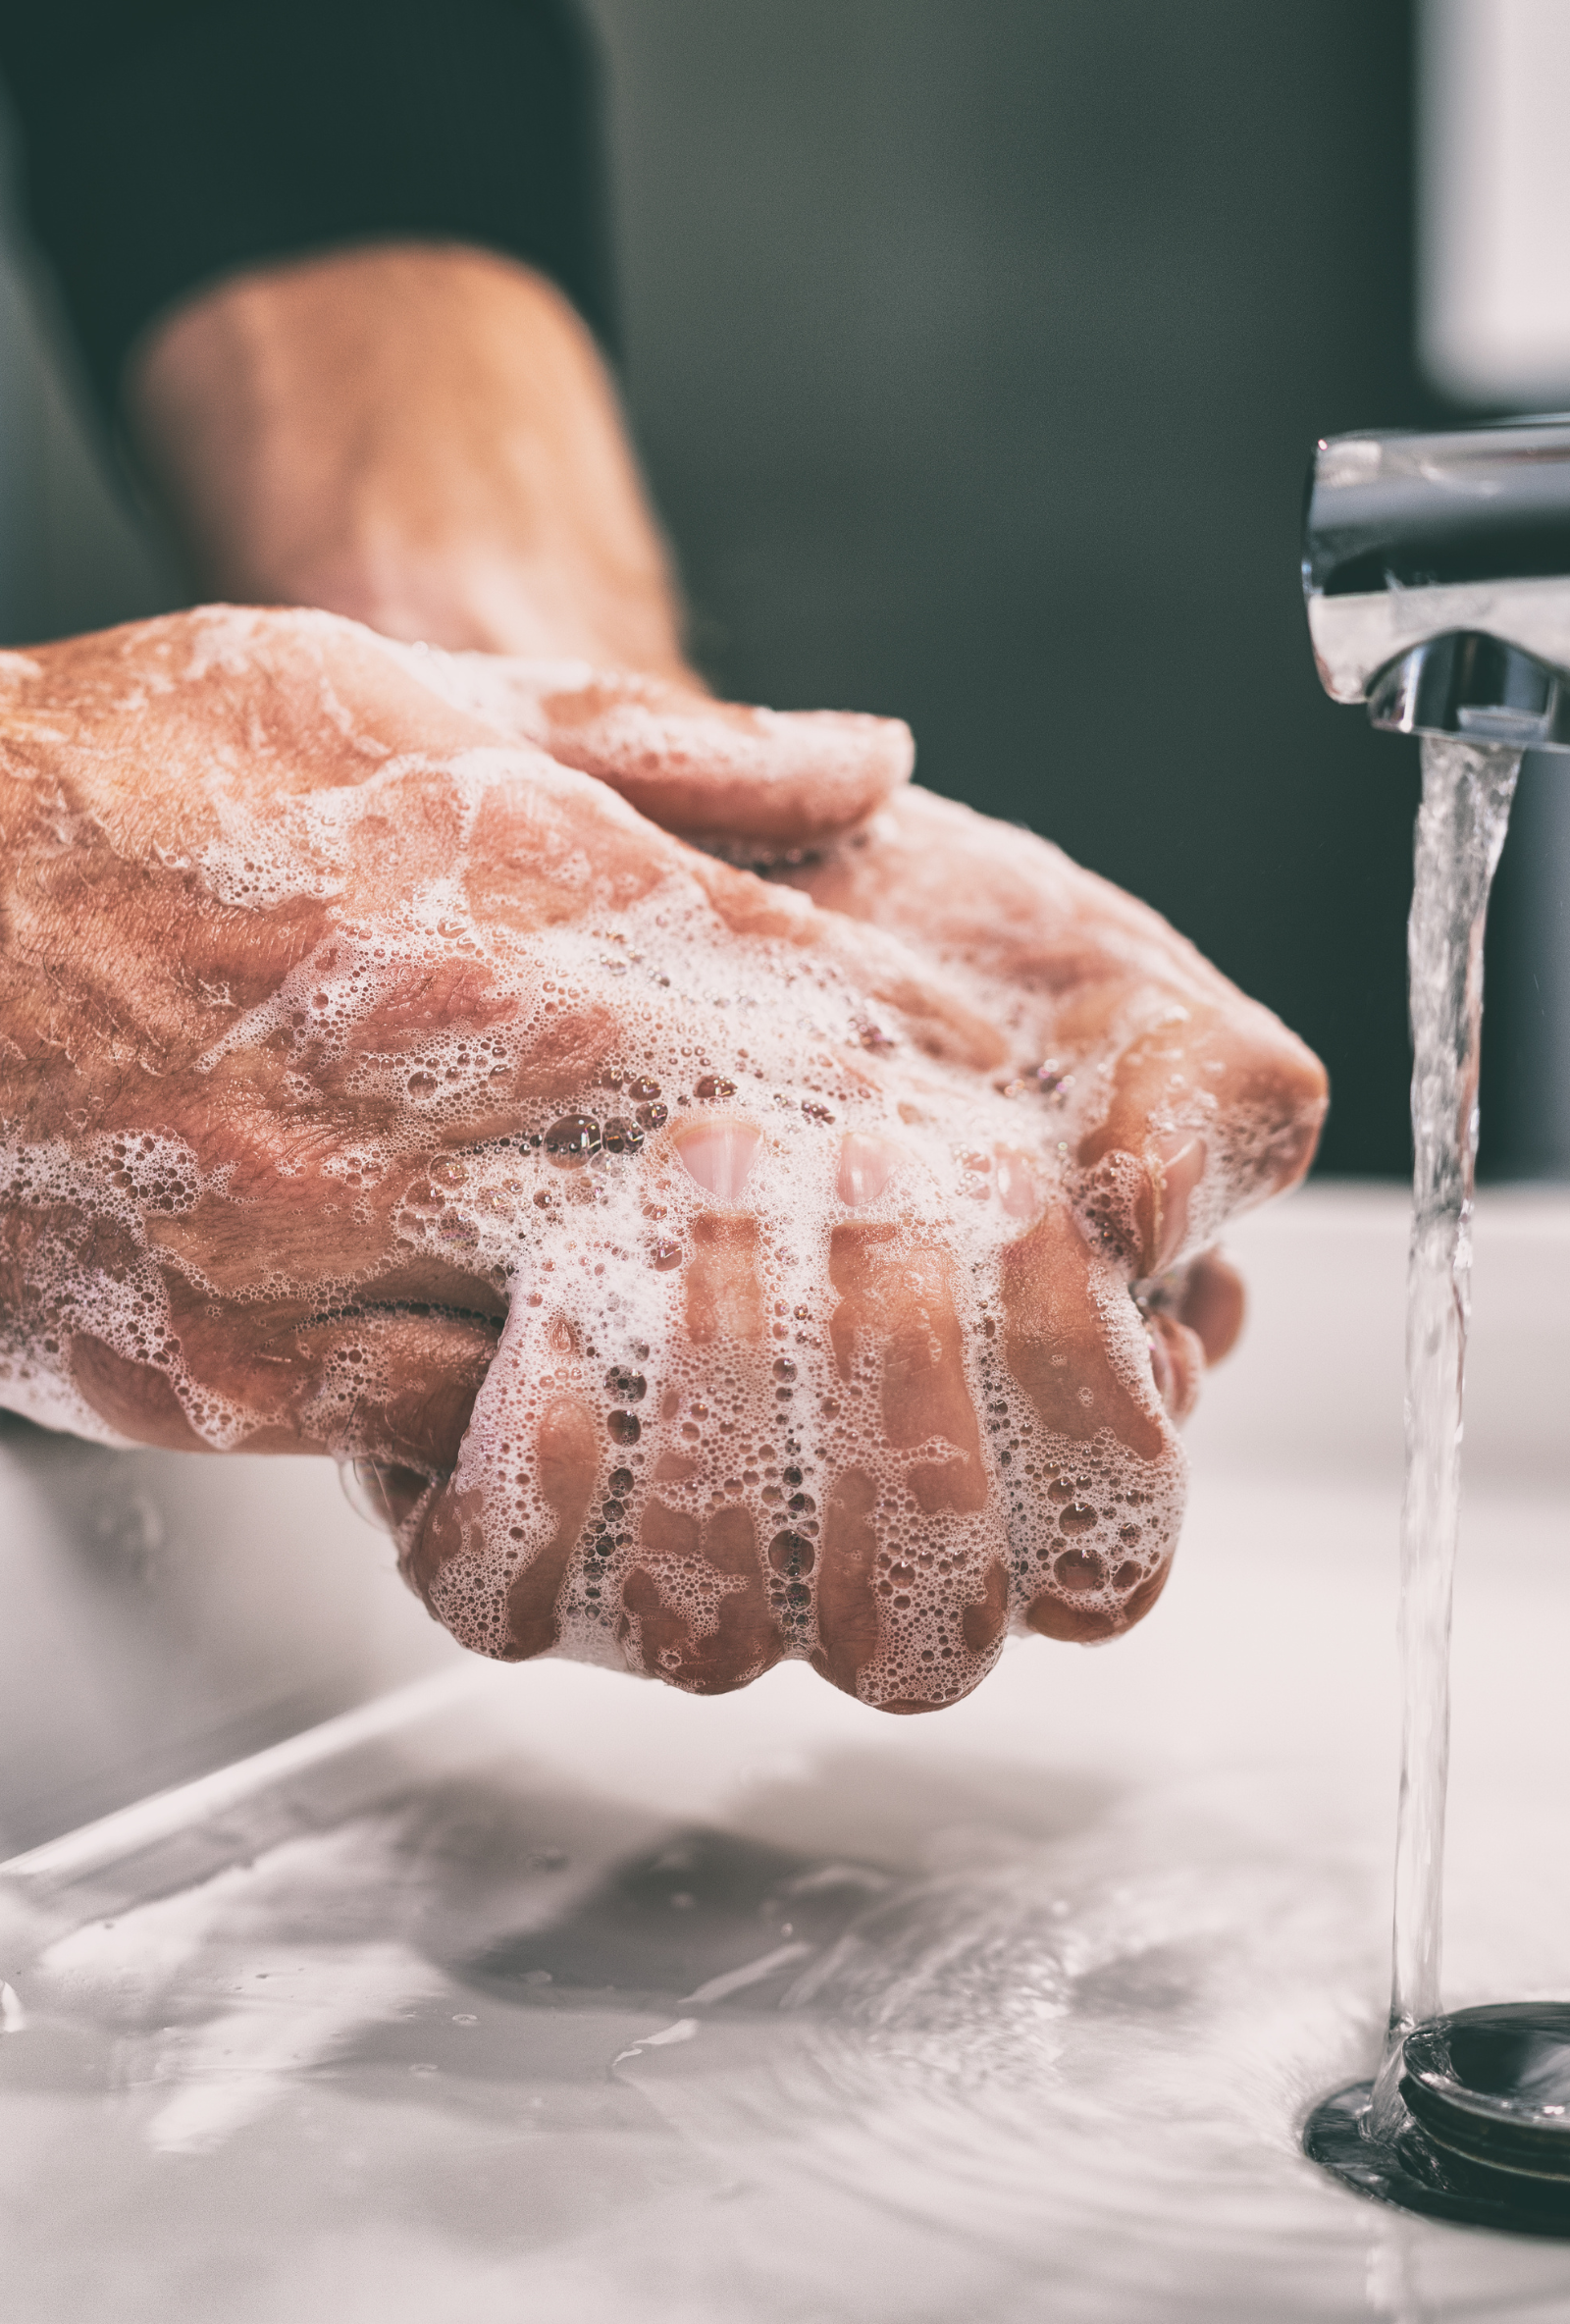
{"left": 1, "top": 1186, "right": 1567, "bottom": 2322}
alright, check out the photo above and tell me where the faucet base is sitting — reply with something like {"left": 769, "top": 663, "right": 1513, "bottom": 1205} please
{"left": 1306, "top": 2001, "right": 1570, "bottom": 2236}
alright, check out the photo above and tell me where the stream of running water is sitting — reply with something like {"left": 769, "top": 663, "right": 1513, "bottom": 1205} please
{"left": 1367, "top": 733, "right": 1521, "bottom": 2139}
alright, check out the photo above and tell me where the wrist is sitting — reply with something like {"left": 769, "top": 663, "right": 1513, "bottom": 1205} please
{"left": 278, "top": 522, "right": 690, "bottom": 671}
{"left": 125, "top": 242, "right": 694, "bottom": 677}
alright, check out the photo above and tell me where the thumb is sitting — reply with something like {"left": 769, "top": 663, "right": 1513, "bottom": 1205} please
{"left": 394, "top": 647, "right": 915, "bottom": 852}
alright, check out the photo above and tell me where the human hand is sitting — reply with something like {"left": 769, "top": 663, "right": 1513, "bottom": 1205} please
{"left": 775, "top": 784, "right": 1328, "bottom": 1359}
{"left": 0, "top": 606, "right": 1299, "bottom": 1712}
{"left": 416, "top": 647, "right": 1328, "bottom": 1405}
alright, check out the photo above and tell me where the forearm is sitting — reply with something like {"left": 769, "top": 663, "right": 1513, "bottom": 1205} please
{"left": 125, "top": 240, "right": 692, "bottom": 676}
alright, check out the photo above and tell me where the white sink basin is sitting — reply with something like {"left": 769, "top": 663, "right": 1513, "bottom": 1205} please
{"left": 0, "top": 1417, "right": 460, "bottom": 1854}
{"left": 1, "top": 1184, "right": 1566, "bottom": 2321}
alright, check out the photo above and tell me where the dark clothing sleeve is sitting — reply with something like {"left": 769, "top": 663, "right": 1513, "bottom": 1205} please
{"left": 0, "top": 0, "right": 616, "bottom": 416}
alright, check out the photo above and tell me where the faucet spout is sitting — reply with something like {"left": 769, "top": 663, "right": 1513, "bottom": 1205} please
{"left": 1366, "top": 629, "right": 1570, "bottom": 751}
{"left": 1303, "top": 418, "right": 1570, "bottom": 749}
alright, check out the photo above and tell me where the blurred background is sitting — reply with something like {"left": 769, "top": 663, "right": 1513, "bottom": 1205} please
{"left": 0, "top": 0, "right": 1567, "bottom": 1178}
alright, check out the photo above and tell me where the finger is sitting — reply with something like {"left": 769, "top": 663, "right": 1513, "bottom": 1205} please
{"left": 1145, "top": 1309, "right": 1205, "bottom": 1421}
{"left": 401, "top": 1292, "right": 603, "bottom": 1663}
{"left": 606, "top": 1117, "right": 793, "bottom": 1692}
{"left": 401, "top": 1109, "right": 800, "bottom": 1688}
{"left": 998, "top": 1201, "right": 1186, "bottom": 1645}
{"left": 397, "top": 649, "right": 916, "bottom": 849}
{"left": 814, "top": 1195, "right": 1014, "bottom": 1714}
{"left": 1174, "top": 1248, "right": 1245, "bottom": 1366}
{"left": 1074, "top": 996, "right": 1327, "bottom": 1280}
{"left": 774, "top": 786, "right": 1328, "bottom": 1276}
{"left": 65, "top": 1269, "right": 498, "bottom": 1466}
{"left": 608, "top": 1116, "right": 1018, "bottom": 1716}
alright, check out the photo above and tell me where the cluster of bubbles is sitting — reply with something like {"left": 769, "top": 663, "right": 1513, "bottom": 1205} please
{"left": 377, "top": 1009, "right": 1185, "bottom": 1707}
{"left": 0, "top": 1130, "right": 223, "bottom": 1440}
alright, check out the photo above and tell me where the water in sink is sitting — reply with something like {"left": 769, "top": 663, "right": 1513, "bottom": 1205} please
{"left": 2, "top": 1287, "right": 1569, "bottom": 2324}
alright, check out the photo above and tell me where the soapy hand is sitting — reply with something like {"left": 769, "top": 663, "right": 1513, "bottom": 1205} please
{"left": 422, "top": 648, "right": 1328, "bottom": 1383}
{"left": 0, "top": 607, "right": 1323, "bottom": 1711}
{"left": 778, "top": 785, "right": 1327, "bottom": 1361}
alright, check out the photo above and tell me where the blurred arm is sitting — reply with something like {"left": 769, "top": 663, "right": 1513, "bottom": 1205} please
{"left": 124, "top": 241, "right": 691, "bottom": 675}
{"left": 0, "top": 1, "right": 691, "bottom": 661}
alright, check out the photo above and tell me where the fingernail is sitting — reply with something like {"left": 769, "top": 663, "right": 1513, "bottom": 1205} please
{"left": 1152, "top": 1133, "right": 1206, "bottom": 1274}
{"left": 673, "top": 1121, "right": 761, "bottom": 1201}
{"left": 994, "top": 1147, "right": 1045, "bottom": 1222}
{"left": 836, "top": 1133, "right": 902, "bottom": 1206}
{"left": 1176, "top": 1248, "right": 1246, "bottom": 1366}
{"left": 1147, "top": 1312, "right": 1203, "bottom": 1422}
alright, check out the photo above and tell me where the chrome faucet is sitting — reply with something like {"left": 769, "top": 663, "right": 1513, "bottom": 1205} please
{"left": 1303, "top": 418, "right": 1570, "bottom": 749}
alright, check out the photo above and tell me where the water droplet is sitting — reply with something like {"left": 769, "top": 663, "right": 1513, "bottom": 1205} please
{"left": 651, "top": 1240, "right": 682, "bottom": 1270}
{"left": 604, "top": 1366, "right": 647, "bottom": 1402}
{"left": 608, "top": 1467, "right": 634, "bottom": 1494}
{"left": 772, "top": 1358, "right": 797, "bottom": 1383}
{"left": 695, "top": 1075, "right": 736, "bottom": 1100}
{"left": 407, "top": 1071, "right": 438, "bottom": 1096}
{"left": 628, "top": 1077, "right": 661, "bottom": 1102}
{"left": 608, "top": 1411, "right": 642, "bottom": 1445}
{"left": 544, "top": 1115, "right": 602, "bottom": 1163}
{"left": 637, "top": 1101, "right": 668, "bottom": 1131}
{"left": 602, "top": 1116, "right": 644, "bottom": 1155}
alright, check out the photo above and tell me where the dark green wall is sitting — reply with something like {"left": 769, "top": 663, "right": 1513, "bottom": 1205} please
{"left": 594, "top": 0, "right": 1453, "bottom": 1176}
